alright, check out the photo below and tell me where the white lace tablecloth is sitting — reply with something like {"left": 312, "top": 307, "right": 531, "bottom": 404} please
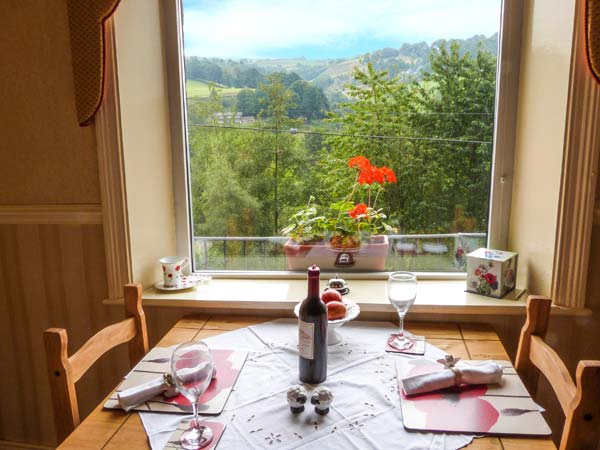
{"left": 140, "top": 319, "right": 475, "bottom": 450}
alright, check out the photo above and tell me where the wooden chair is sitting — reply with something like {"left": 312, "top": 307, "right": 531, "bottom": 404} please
{"left": 44, "top": 283, "right": 149, "bottom": 443}
{"left": 515, "top": 295, "right": 600, "bottom": 450}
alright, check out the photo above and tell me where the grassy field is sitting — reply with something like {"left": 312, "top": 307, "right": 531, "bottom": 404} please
{"left": 186, "top": 79, "right": 245, "bottom": 99}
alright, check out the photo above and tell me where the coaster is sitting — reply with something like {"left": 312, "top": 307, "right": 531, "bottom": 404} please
{"left": 164, "top": 421, "right": 225, "bottom": 449}
{"left": 385, "top": 334, "right": 426, "bottom": 355}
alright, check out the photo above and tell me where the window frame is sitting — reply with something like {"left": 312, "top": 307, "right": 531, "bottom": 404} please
{"left": 163, "top": 0, "right": 523, "bottom": 278}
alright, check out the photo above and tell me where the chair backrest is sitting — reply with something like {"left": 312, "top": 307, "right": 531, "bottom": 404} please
{"left": 44, "top": 283, "right": 148, "bottom": 443}
{"left": 515, "top": 295, "right": 600, "bottom": 450}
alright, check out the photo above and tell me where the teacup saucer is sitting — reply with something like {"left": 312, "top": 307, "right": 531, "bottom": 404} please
{"left": 153, "top": 274, "right": 210, "bottom": 292}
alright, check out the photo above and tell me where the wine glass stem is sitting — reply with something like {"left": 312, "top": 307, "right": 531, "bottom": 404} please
{"left": 192, "top": 398, "right": 199, "bottom": 428}
{"left": 398, "top": 312, "right": 405, "bottom": 337}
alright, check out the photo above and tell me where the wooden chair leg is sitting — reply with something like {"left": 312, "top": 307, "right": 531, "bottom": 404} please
{"left": 515, "top": 295, "right": 552, "bottom": 394}
{"left": 560, "top": 361, "right": 600, "bottom": 450}
{"left": 124, "top": 283, "right": 148, "bottom": 366}
{"left": 44, "top": 328, "right": 79, "bottom": 444}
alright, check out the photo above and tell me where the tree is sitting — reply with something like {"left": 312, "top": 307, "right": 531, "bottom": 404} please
{"left": 407, "top": 42, "right": 496, "bottom": 230}
{"left": 258, "top": 73, "right": 297, "bottom": 128}
{"left": 322, "top": 44, "right": 496, "bottom": 233}
{"left": 236, "top": 89, "right": 259, "bottom": 116}
{"left": 198, "top": 152, "right": 261, "bottom": 237}
{"left": 289, "top": 81, "right": 330, "bottom": 120}
{"left": 281, "top": 71, "right": 302, "bottom": 87}
{"left": 188, "top": 83, "right": 224, "bottom": 124}
{"left": 238, "top": 68, "right": 262, "bottom": 88}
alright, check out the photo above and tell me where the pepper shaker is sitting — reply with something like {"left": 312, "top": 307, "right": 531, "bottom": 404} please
{"left": 286, "top": 385, "right": 308, "bottom": 413}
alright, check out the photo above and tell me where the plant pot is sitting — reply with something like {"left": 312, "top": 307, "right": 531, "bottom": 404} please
{"left": 283, "top": 235, "right": 389, "bottom": 271}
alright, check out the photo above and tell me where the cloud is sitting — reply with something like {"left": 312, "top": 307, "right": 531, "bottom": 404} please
{"left": 183, "top": 0, "right": 501, "bottom": 58}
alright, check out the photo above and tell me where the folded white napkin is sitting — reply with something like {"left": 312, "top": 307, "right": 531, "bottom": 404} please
{"left": 401, "top": 361, "right": 502, "bottom": 396}
{"left": 118, "top": 375, "right": 173, "bottom": 412}
{"left": 117, "top": 365, "right": 216, "bottom": 412}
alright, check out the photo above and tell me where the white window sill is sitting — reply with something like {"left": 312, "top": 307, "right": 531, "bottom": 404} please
{"left": 102, "top": 279, "right": 591, "bottom": 317}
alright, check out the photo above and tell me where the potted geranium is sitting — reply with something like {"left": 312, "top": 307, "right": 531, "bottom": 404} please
{"left": 282, "top": 156, "right": 397, "bottom": 271}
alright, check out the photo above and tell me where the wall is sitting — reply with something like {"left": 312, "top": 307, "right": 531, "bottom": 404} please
{"left": 114, "top": 0, "right": 178, "bottom": 288}
{"left": 0, "top": 1, "right": 100, "bottom": 204}
{"left": 0, "top": 1, "right": 182, "bottom": 447}
{"left": 0, "top": 2, "right": 128, "bottom": 446}
{"left": 508, "top": 0, "right": 576, "bottom": 296}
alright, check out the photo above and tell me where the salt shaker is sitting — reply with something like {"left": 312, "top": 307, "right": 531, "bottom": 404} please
{"left": 311, "top": 386, "right": 333, "bottom": 415}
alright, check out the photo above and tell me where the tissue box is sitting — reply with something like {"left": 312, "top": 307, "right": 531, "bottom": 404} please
{"left": 466, "top": 248, "right": 518, "bottom": 298}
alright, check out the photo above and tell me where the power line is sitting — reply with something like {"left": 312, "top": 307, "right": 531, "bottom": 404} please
{"left": 188, "top": 123, "right": 493, "bottom": 145}
{"left": 187, "top": 100, "right": 495, "bottom": 117}
{"left": 393, "top": 111, "right": 493, "bottom": 116}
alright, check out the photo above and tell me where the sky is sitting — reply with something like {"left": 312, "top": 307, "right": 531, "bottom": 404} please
{"left": 182, "top": 0, "right": 501, "bottom": 59}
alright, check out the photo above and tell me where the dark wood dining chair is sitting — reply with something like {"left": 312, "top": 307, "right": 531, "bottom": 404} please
{"left": 515, "top": 295, "right": 600, "bottom": 450}
{"left": 44, "top": 283, "right": 149, "bottom": 443}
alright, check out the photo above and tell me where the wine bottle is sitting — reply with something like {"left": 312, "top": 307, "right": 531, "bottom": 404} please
{"left": 299, "top": 264, "right": 327, "bottom": 383}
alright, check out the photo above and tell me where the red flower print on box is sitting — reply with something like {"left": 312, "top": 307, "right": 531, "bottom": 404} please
{"left": 472, "top": 263, "right": 498, "bottom": 295}
{"left": 484, "top": 272, "right": 497, "bottom": 284}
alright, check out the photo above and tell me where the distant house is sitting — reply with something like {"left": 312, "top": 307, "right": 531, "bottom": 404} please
{"left": 212, "top": 111, "right": 255, "bottom": 125}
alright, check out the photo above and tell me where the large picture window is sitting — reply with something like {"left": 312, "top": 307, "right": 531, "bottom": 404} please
{"left": 179, "top": 0, "right": 504, "bottom": 272}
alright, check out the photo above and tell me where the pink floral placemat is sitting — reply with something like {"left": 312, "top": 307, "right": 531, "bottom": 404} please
{"left": 104, "top": 347, "right": 247, "bottom": 415}
{"left": 397, "top": 358, "right": 551, "bottom": 435}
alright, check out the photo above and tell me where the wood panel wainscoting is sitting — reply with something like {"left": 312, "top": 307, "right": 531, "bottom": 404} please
{"left": 0, "top": 219, "right": 184, "bottom": 447}
{"left": 0, "top": 223, "right": 130, "bottom": 446}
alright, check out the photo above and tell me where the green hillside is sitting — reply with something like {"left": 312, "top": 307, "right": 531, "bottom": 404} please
{"left": 184, "top": 33, "right": 499, "bottom": 108}
{"left": 185, "top": 79, "right": 244, "bottom": 99}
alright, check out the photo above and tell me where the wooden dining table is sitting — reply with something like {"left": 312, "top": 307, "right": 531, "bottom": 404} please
{"left": 58, "top": 315, "right": 557, "bottom": 450}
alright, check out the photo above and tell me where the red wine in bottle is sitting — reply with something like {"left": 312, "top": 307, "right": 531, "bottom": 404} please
{"left": 299, "top": 264, "right": 328, "bottom": 383}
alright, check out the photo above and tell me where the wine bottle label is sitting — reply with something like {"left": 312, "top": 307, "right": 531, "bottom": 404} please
{"left": 298, "top": 319, "right": 314, "bottom": 360}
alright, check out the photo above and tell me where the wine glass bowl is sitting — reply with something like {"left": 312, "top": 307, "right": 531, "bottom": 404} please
{"left": 387, "top": 271, "right": 417, "bottom": 350}
{"left": 171, "top": 341, "right": 214, "bottom": 449}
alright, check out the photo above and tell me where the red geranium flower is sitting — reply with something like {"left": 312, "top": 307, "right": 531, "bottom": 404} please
{"left": 348, "top": 203, "right": 368, "bottom": 218}
{"left": 372, "top": 167, "right": 385, "bottom": 184}
{"left": 357, "top": 167, "right": 374, "bottom": 184}
{"left": 353, "top": 160, "right": 397, "bottom": 185}
{"left": 348, "top": 156, "right": 371, "bottom": 170}
{"left": 380, "top": 166, "right": 397, "bottom": 183}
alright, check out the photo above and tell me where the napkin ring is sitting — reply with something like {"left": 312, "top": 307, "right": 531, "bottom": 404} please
{"left": 450, "top": 366, "right": 463, "bottom": 386}
{"left": 162, "top": 373, "right": 179, "bottom": 398}
{"left": 437, "top": 354, "right": 460, "bottom": 368}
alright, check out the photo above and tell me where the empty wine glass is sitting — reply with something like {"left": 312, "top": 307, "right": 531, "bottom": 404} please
{"left": 387, "top": 271, "right": 417, "bottom": 350}
{"left": 171, "top": 341, "right": 214, "bottom": 449}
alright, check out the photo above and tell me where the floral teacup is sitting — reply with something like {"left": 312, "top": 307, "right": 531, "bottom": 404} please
{"left": 159, "top": 256, "right": 189, "bottom": 288}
